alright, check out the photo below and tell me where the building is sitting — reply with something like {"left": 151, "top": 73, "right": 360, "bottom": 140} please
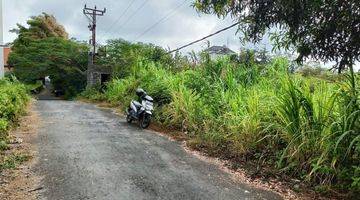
{"left": 3, "top": 46, "right": 12, "bottom": 72}
{"left": 86, "top": 54, "right": 112, "bottom": 87}
{"left": 0, "top": 0, "right": 3, "bottom": 77}
{"left": 87, "top": 63, "right": 111, "bottom": 87}
{"left": 205, "top": 45, "right": 236, "bottom": 60}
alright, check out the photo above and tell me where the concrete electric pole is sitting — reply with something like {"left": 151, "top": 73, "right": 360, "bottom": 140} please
{"left": 83, "top": 5, "right": 106, "bottom": 64}
{"left": 0, "top": 0, "right": 4, "bottom": 78}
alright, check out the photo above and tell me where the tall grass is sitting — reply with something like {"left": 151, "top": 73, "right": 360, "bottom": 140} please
{"left": 83, "top": 56, "right": 359, "bottom": 194}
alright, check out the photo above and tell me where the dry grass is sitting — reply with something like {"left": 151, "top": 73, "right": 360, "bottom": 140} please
{"left": 0, "top": 100, "right": 41, "bottom": 200}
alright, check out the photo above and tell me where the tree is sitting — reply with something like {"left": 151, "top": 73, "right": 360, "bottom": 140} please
{"left": 11, "top": 13, "right": 68, "bottom": 47}
{"left": 9, "top": 13, "right": 88, "bottom": 98}
{"left": 194, "top": 0, "right": 360, "bottom": 74}
{"left": 98, "top": 39, "right": 177, "bottom": 78}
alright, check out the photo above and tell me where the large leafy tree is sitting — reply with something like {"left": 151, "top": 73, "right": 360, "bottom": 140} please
{"left": 194, "top": 0, "right": 360, "bottom": 73}
{"left": 9, "top": 13, "right": 88, "bottom": 98}
{"left": 11, "top": 13, "right": 68, "bottom": 46}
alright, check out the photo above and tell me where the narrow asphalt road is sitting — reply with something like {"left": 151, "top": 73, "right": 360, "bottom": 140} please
{"left": 35, "top": 100, "right": 282, "bottom": 200}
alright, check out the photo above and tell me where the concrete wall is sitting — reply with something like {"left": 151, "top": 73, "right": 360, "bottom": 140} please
{"left": 87, "top": 63, "right": 112, "bottom": 87}
{"left": 87, "top": 70, "right": 101, "bottom": 87}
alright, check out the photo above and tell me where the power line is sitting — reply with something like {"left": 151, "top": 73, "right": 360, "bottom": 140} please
{"left": 133, "top": 0, "right": 188, "bottom": 42}
{"left": 139, "top": 22, "right": 241, "bottom": 63}
{"left": 167, "top": 22, "right": 240, "bottom": 54}
{"left": 107, "top": 0, "right": 150, "bottom": 41}
{"left": 102, "top": 0, "right": 137, "bottom": 40}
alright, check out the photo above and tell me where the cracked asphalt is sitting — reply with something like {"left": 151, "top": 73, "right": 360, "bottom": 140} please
{"left": 35, "top": 100, "right": 282, "bottom": 200}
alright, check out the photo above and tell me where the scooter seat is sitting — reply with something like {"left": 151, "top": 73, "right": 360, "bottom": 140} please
{"left": 132, "top": 100, "right": 142, "bottom": 108}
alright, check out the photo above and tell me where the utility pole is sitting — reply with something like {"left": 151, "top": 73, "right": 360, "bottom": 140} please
{"left": 83, "top": 4, "right": 106, "bottom": 64}
{"left": 0, "top": 0, "right": 4, "bottom": 78}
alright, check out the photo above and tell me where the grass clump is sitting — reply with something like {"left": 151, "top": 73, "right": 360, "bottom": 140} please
{"left": 0, "top": 154, "right": 30, "bottom": 171}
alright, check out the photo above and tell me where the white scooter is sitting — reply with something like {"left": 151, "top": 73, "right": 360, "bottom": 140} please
{"left": 126, "top": 89, "right": 154, "bottom": 129}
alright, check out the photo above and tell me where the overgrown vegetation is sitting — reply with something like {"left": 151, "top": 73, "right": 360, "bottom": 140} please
{"left": 0, "top": 79, "right": 30, "bottom": 171}
{"left": 9, "top": 13, "right": 89, "bottom": 98}
{"left": 81, "top": 41, "right": 359, "bottom": 196}
{"left": 98, "top": 39, "right": 189, "bottom": 78}
{"left": 7, "top": 7, "right": 356, "bottom": 197}
{"left": 194, "top": 0, "right": 360, "bottom": 73}
{"left": 0, "top": 79, "right": 29, "bottom": 138}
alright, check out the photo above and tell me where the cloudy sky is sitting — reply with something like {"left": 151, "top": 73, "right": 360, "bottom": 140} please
{"left": 2, "top": 0, "right": 359, "bottom": 70}
{"left": 3, "top": 0, "right": 272, "bottom": 53}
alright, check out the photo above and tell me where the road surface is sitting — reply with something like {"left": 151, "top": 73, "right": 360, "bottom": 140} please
{"left": 35, "top": 100, "right": 282, "bottom": 200}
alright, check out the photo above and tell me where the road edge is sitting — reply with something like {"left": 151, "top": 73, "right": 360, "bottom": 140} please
{"left": 0, "top": 99, "right": 41, "bottom": 200}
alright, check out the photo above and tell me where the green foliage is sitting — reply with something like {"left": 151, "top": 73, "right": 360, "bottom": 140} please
{"left": 137, "top": 64, "right": 172, "bottom": 106}
{"left": 0, "top": 79, "right": 29, "bottom": 123}
{"left": 9, "top": 13, "right": 89, "bottom": 98}
{"left": 0, "top": 118, "right": 9, "bottom": 139}
{"left": 0, "top": 79, "right": 30, "bottom": 172}
{"left": 10, "top": 13, "right": 68, "bottom": 47}
{"left": 0, "top": 154, "right": 30, "bottom": 171}
{"left": 98, "top": 39, "right": 188, "bottom": 78}
{"left": 80, "top": 85, "right": 106, "bottom": 102}
{"left": 0, "top": 79, "right": 29, "bottom": 153}
{"left": 352, "top": 167, "right": 360, "bottom": 190}
{"left": 84, "top": 42, "right": 359, "bottom": 194}
{"left": 162, "top": 85, "right": 210, "bottom": 131}
{"left": 0, "top": 140, "right": 9, "bottom": 151}
{"left": 105, "top": 77, "right": 138, "bottom": 107}
{"left": 9, "top": 37, "right": 88, "bottom": 98}
{"left": 26, "top": 80, "right": 44, "bottom": 94}
{"left": 194, "top": 0, "right": 360, "bottom": 73}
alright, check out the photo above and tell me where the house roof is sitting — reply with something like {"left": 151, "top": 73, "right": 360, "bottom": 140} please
{"left": 205, "top": 45, "right": 236, "bottom": 55}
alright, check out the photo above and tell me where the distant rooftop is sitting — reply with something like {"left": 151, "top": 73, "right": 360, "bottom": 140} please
{"left": 205, "top": 45, "right": 236, "bottom": 55}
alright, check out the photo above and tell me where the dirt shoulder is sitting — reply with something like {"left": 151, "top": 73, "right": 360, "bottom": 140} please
{"left": 0, "top": 100, "right": 41, "bottom": 200}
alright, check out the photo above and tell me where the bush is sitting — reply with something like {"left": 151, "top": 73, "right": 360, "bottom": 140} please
{"left": 80, "top": 85, "right": 106, "bottom": 102}
{"left": 0, "top": 78, "right": 29, "bottom": 149}
{"left": 105, "top": 77, "right": 138, "bottom": 107}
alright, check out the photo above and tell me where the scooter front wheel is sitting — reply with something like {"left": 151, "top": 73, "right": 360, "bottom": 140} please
{"left": 140, "top": 114, "right": 151, "bottom": 129}
{"left": 126, "top": 113, "right": 133, "bottom": 123}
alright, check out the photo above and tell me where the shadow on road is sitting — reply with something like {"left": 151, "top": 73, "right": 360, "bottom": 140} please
{"left": 36, "top": 85, "right": 62, "bottom": 100}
